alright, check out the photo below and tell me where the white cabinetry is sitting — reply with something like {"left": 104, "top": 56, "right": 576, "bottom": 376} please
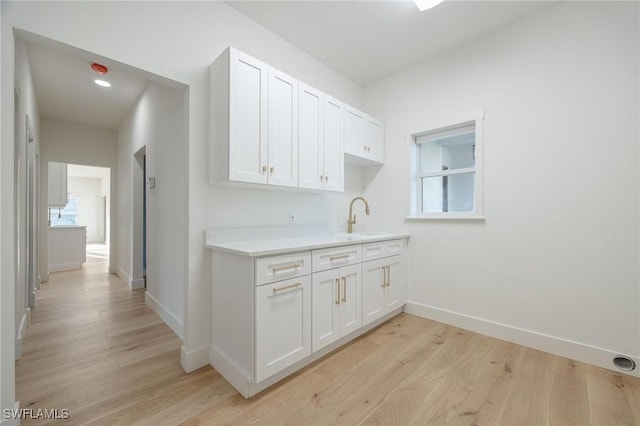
{"left": 361, "top": 240, "right": 405, "bottom": 326}
{"left": 48, "top": 161, "right": 68, "bottom": 207}
{"left": 210, "top": 47, "right": 298, "bottom": 188}
{"left": 298, "top": 84, "right": 344, "bottom": 192}
{"left": 210, "top": 46, "right": 383, "bottom": 190}
{"left": 209, "top": 235, "right": 407, "bottom": 399}
{"left": 256, "top": 275, "right": 311, "bottom": 382}
{"left": 267, "top": 68, "right": 298, "bottom": 187}
{"left": 311, "top": 245, "right": 361, "bottom": 351}
{"left": 344, "top": 106, "right": 384, "bottom": 166}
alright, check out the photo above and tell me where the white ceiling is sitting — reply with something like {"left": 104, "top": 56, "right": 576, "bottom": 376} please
{"left": 21, "top": 2, "right": 556, "bottom": 131}
{"left": 25, "top": 34, "right": 149, "bottom": 130}
{"left": 226, "top": 0, "right": 557, "bottom": 86}
{"left": 67, "top": 164, "right": 110, "bottom": 180}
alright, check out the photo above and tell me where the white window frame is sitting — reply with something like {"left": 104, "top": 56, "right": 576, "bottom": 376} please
{"left": 406, "top": 110, "right": 485, "bottom": 220}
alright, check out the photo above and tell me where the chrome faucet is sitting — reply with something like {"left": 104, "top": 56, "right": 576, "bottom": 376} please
{"left": 347, "top": 197, "right": 370, "bottom": 234}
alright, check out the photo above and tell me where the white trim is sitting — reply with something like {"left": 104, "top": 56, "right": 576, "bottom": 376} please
{"left": 116, "top": 267, "right": 130, "bottom": 286}
{"left": 14, "top": 311, "right": 28, "bottom": 360}
{"left": 405, "top": 215, "right": 486, "bottom": 221}
{"left": 405, "top": 301, "right": 640, "bottom": 378}
{"left": 1, "top": 401, "right": 20, "bottom": 426}
{"left": 181, "top": 345, "right": 209, "bottom": 373}
{"left": 145, "top": 292, "right": 183, "bottom": 339}
{"left": 130, "top": 278, "right": 145, "bottom": 290}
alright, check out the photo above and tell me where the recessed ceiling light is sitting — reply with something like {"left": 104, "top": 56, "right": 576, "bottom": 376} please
{"left": 413, "top": 0, "right": 445, "bottom": 12}
{"left": 94, "top": 79, "right": 111, "bottom": 88}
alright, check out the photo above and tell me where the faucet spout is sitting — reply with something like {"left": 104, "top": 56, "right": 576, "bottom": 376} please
{"left": 347, "top": 197, "right": 370, "bottom": 233}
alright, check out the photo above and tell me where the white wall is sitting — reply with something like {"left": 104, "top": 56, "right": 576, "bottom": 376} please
{"left": 67, "top": 176, "right": 102, "bottom": 242}
{"left": 363, "top": 2, "right": 640, "bottom": 371}
{"left": 39, "top": 119, "right": 118, "bottom": 281}
{"left": 0, "top": 0, "right": 368, "bottom": 372}
{"left": 117, "top": 82, "right": 188, "bottom": 337}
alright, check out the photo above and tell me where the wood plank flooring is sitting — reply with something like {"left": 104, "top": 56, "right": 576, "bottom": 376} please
{"left": 16, "top": 260, "right": 640, "bottom": 425}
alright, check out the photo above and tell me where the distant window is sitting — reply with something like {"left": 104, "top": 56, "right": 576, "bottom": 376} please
{"left": 408, "top": 112, "right": 484, "bottom": 219}
{"left": 50, "top": 197, "right": 78, "bottom": 226}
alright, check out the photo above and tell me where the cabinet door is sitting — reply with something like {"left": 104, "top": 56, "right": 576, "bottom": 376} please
{"left": 339, "top": 264, "right": 361, "bottom": 336}
{"left": 311, "top": 269, "right": 340, "bottom": 352}
{"left": 268, "top": 67, "right": 298, "bottom": 187}
{"left": 344, "top": 107, "right": 364, "bottom": 157}
{"left": 298, "top": 83, "right": 323, "bottom": 190}
{"left": 384, "top": 256, "right": 404, "bottom": 311}
{"left": 365, "top": 117, "right": 384, "bottom": 164}
{"left": 229, "top": 48, "right": 268, "bottom": 184}
{"left": 256, "top": 275, "right": 311, "bottom": 382}
{"left": 361, "top": 258, "right": 387, "bottom": 326}
{"left": 322, "top": 96, "right": 344, "bottom": 192}
{"left": 48, "top": 162, "right": 68, "bottom": 207}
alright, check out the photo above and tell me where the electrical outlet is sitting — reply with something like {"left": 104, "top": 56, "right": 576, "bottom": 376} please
{"left": 289, "top": 210, "right": 296, "bottom": 224}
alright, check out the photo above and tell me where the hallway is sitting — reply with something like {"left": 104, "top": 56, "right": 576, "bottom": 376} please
{"left": 14, "top": 260, "right": 203, "bottom": 425}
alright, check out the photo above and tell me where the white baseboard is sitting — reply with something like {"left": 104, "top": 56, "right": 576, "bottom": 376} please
{"left": 181, "top": 345, "right": 210, "bottom": 373}
{"left": 1, "top": 401, "right": 20, "bottom": 426}
{"left": 405, "top": 301, "right": 640, "bottom": 378}
{"left": 145, "top": 292, "right": 183, "bottom": 339}
{"left": 130, "top": 278, "right": 145, "bottom": 290}
{"left": 116, "top": 268, "right": 145, "bottom": 291}
{"left": 15, "top": 311, "right": 29, "bottom": 360}
{"left": 49, "top": 262, "right": 81, "bottom": 272}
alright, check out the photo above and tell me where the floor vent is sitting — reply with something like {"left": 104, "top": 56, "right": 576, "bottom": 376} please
{"left": 612, "top": 355, "right": 636, "bottom": 371}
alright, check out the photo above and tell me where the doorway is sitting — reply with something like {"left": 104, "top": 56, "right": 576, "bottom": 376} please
{"left": 132, "top": 146, "right": 147, "bottom": 290}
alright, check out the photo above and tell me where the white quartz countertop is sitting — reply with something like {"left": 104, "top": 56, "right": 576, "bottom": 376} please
{"left": 205, "top": 232, "right": 409, "bottom": 257}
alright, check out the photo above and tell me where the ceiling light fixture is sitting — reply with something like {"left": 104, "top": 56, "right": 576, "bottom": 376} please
{"left": 94, "top": 79, "right": 111, "bottom": 88}
{"left": 413, "top": 0, "right": 445, "bottom": 12}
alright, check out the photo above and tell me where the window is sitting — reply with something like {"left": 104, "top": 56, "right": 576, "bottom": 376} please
{"left": 49, "top": 196, "right": 78, "bottom": 226}
{"left": 408, "top": 112, "right": 484, "bottom": 219}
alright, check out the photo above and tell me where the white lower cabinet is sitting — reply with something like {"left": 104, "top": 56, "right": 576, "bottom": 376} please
{"left": 312, "top": 264, "right": 361, "bottom": 351}
{"left": 256, "top": 275, "right": 311, "bottom": 382}
{"left": 209, "top": 236, "right": 406, "bottom": 398}
{"left": 362, "top": 255, "right": 404, "bottom": 326}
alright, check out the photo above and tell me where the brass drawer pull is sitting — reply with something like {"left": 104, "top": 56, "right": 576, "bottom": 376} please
{"left": 336, "top": 278, "right": 340, "bottom": 305}
{"left": 272, "top": 282, "right": 301, "bottom": 294}
{"left": 342, "top": 276, "right": 347, "bottom": 303}
{"left": 272, "top": 262, "right": 302, "bottom": 273}
{"left": 329, "top": 254, "right": 349, "bottom": 261}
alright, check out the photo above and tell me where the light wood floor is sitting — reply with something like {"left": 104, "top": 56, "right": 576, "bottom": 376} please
{"left": 16, "top": 261, "right": 640, "bottom": 425}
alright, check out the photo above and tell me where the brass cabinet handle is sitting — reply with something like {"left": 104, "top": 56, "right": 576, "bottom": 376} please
{"left": 270, "top": 166, "right": 275, "bottom": 175}
{"left": 336, "top": 278, "right": 340, "bottom": 305}
{"left": 272, "top": 262, "right": 302, "bottom": 273}
{"left": 342, "top": 276, "right": 346, "bottom": 303}
{"left": 325, "top": 175, "right": 329, "bottom": 182}
{"left": 329, "top": 254, "right": 349, "bottom": 261}
{"left": 262, "top": 165, "right": 267, "bottom": 174}
{"left": 272, "top": 282, "right": 301, "bottom": 294}
{"left": 386, "top": 265, "right": 390, "bottom": 287}
{"left": 381, "top": 266, "right": 386, "bottom": 288}
{"left": 320, "top": 175, "right": 324, "bottom": 181}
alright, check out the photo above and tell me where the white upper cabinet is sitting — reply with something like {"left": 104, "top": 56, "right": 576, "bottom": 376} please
{"left": 228, "top": 48, "right": 268, "bottom": 185}
{"left": 299, "top": 83, "right": 344, "bottom": 192}
{"left": 322, "top": 96, "right": 344, "bottom": 192}
{"left": 48, "top": 161, "right": 68, "bottom": 208}
{"left": 267, "top": 68, "right": 299, "bottom": 187}
{"left": 209, "top": 46, "right": 381, "bottom": 190}
{"left": 344, "top": 105, "right": 384, "bottom": 166}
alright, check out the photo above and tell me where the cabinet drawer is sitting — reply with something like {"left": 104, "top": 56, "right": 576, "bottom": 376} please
{"left": 361, "top": 239, "right": 404, "bottom": 262}
{"left": 255, "top": 252, "right": 311, "bottom": 286}
{"left": 312, "top": 244, "right": 361, "bottom": 273}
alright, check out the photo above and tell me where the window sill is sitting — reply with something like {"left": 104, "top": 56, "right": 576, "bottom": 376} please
{"left": 405, "top": 215, "right": 486, "bottom": 222}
